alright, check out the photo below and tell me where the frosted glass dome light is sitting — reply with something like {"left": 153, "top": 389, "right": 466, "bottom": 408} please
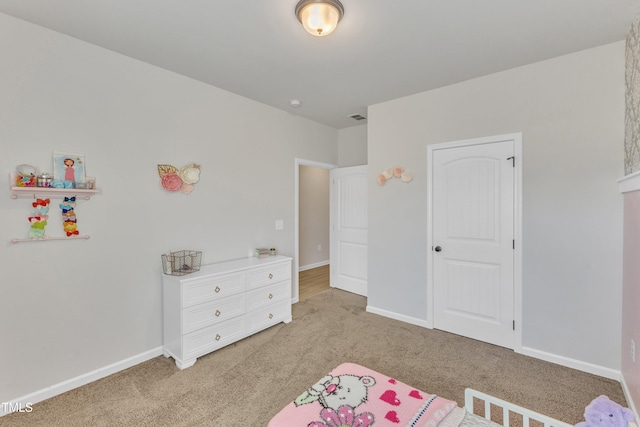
{"left": 295, "top": 0, "right": 344, "bottom": 37}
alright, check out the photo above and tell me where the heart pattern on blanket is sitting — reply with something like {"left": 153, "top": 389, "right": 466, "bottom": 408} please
{"left": 272, "top": 364, "right": 460, "bottom": 427}
{"left": 380, "top": 390, "right": 401, "bottom": 406}
{"left": 409, "top": 390, "right": 423, "bottom": 400}
{"left": 385, "top": 410, "right": 400, "bottom": 423}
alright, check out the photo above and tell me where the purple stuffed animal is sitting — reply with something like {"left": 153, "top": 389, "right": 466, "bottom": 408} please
{"left": 576, "top": 396, "right": 636, "bottom": 427}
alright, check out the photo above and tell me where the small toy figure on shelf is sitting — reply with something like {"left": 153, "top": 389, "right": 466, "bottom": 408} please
{"left": 59, "top": 196, "right": 79, "bottom": 236}
{"left": 28, "top": 198, "right": 50, "bottom": 239}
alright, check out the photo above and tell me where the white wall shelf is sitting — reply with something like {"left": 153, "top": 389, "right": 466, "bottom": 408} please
{"left": 10, "top": 173, "right": 99, "bottom": 199}
{"left": 10, "top": 186, "right": 99, "bottom": 200}
{"left": 11, "top": 235, "right": 91, "bottom": 244}
{"left": 9, "top": 173, "right": 99, "bottom": 243}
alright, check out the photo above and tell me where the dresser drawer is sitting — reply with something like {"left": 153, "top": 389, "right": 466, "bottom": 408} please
{"left": 182, "top": 271, "right": 245, "bottom": 308}
{"left": 247, "top": 262, "right": 291, "bottom": 290}
{"left": 246, "top": 281, "right": 290, "bottom": 312}
{"left": 183, "top": 294, "right": 245, "bottom": 333}
{"left": 246, "top": 300, "right": 291, "bottom": 334}
{"left": 183, "top": 316, "right": 246, "bottom": 360}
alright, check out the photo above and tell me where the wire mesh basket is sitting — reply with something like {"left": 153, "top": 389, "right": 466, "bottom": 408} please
{"left": 162, "top": 250, "right": 202, "bottom": 276}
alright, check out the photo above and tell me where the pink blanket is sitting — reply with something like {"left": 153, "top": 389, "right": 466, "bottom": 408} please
{"left": 269, "top": 363, "right": 458, "bottom": 427}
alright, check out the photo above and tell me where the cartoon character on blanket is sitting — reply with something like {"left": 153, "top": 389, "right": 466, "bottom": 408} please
{"left": 269, "top": 363, "right": 458, "bottom": 427}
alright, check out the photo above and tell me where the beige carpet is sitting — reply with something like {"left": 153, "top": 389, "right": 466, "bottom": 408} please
{"left": 1, "top": 289, "right": 625, "bottom": 426}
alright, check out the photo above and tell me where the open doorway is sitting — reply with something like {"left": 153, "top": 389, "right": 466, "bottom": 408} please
{"left": 299, "top": 165, "right": 330, "bottom": 300}
{"left": 293, "top": 159, "right": 337, "bottom": 303}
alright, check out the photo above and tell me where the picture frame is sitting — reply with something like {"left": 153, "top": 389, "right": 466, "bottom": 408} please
{"left": 53, "top": 152, "right": 86, "bottom": 183}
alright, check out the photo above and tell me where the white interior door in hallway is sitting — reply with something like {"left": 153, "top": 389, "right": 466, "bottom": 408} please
{"left": 430, "top": 134, "right": 521, "bottom": 349}
{"left": 330, "top": 165, "right": 368, "bottom": 296}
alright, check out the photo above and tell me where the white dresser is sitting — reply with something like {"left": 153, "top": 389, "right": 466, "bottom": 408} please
{"left": 162, "top": 255, "right": 292, "bottom": 369}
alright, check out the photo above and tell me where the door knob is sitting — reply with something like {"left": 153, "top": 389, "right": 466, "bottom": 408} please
{"left": 434, "top": 246, "right": 442, "bottom": 252}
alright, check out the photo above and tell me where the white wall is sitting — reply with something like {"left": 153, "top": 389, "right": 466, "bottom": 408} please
{"left": 367, "top": 42, "right": 625, "bottom": 371}
{"left": 0, "top": 13, "right": 337, "bottom": 403}
{"left": 299, "top": 166, "right": 330, "bottom": 269}
{"left": 338, "top": 124, "right": 367, "bottom": 167}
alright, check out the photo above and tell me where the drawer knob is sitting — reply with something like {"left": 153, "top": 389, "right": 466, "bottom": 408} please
{"left": 215, "top": 334, "right": 221, "bottom": 341}
{"left": 268, "top": 273, "right": 273, "bottom": 279}
{"left": 268, "top": 293, "right": 273, "bottom": 299}
{"left": 269, "top": 313, "right": 273, "bottom": 319}
{"left": 215, "top": 286, "right": 221, "bottom": 293}
{"left": 215, "top": 309, "right": 221, "bottom": 317}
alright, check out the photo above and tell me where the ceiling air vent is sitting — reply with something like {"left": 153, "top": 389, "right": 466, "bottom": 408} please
{"left": 349, "top": 114, "right": 367, "bottom": 121}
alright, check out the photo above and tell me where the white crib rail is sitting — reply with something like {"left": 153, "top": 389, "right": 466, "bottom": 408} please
{"left": 464, "top": 388, "right": 574, "bottom": 427}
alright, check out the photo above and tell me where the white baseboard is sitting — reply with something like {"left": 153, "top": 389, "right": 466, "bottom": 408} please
{"left": 366, "top": 305, "right": 431, "bottom": 328}
{"left": 299, "top": 260, "right": 329, "bottom": 272}
{"left": 621, "top": 373, "right": 639, "bottom": 420}
{"left": 1, "top": 346, "right": 163, "bottom": 417}
{"left": 519, "top": 346, "right": 620, "bottom": 381}
{"left": 366, "top": 305, "right": 622, "bottom": 382}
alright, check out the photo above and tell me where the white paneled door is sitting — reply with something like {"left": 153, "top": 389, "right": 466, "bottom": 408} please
{"left": 432, "top": 138, "right": 515, "bottom": 349}
{"left": 330, "top": 165, "right": 368, "bottom": 296}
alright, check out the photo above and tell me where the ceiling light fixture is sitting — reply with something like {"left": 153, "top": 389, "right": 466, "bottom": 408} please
{"left": 295, "top": 0, "right": 344, "bottom": 37}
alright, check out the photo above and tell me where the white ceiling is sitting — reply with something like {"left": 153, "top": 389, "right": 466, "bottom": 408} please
{"left": 1, "top": 0, "right": 639, "bottom": 129}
